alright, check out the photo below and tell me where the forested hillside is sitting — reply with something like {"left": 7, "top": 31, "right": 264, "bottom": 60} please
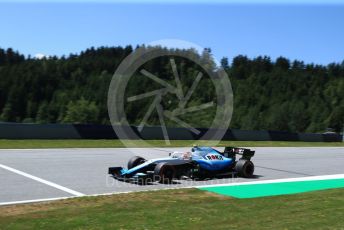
{"left": 0, "top": 46, "right": 343, "bottom": 133}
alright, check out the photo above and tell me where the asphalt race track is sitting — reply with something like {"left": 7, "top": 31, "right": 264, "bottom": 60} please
{"left": 0, "top": 147, "right": 343, "bottom": 205}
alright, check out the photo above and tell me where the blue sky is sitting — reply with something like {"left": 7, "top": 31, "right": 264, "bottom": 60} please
{"left": 0, "top": 1, "right": 344, "bottom": 64}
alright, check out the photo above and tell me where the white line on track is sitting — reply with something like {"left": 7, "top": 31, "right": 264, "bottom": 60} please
{"left": 0, "top": 163, "right": 85, "bottom": 197}
{"left": 0, "top": 196, "right": 72, "bottom": 206}
{"left": 195, "top": 174, "right": 344, "bottom": 188}
{"left": 0, "top": 187, "right": 189, "bottom": 206}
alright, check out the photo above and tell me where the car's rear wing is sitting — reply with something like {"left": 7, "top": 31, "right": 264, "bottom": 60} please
{"left": 223, "top": 147, "right": 255, "bottom": 160}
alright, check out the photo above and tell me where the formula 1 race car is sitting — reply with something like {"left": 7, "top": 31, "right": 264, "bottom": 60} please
{"left": 108, "top": 146, "right": 255, "bottom": 184}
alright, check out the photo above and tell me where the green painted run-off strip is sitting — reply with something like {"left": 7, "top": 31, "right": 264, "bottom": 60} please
{"left": 199, "top": 178, "right": 344, "bottom": 198}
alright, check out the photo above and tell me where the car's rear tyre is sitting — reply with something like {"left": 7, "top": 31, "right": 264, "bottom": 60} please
{"left": 127, "top": 156, "right": 146, "bottom": 169}
{"left": 154, "top": 162, "right": 176, "bottom": 183}
{"left": 234, "top": 159, "right": 254, "bottom": 178}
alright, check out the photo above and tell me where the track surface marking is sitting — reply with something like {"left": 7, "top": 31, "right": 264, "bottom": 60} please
{"left": 0, "top": 164, "right": 84, "bottom": 197}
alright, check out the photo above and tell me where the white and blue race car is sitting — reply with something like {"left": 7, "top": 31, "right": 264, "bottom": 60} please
{"left": 108, "top": 146, "right": 255, "bottom": 184}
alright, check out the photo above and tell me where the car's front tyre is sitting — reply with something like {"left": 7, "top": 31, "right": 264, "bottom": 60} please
{"left": 127, "top": 156, "right": 146, "bottom": 169}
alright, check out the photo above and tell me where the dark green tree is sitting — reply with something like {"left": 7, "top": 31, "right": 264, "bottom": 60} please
{"left": 63, "top": 98, "right": 99, "bottom": 124}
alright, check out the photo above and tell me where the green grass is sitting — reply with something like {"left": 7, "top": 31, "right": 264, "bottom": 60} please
{"left": 0, "top": 139, "right": 343, "bottom": 149}
{"left": 1, "top": 188, "right": 344, "bottom": 229}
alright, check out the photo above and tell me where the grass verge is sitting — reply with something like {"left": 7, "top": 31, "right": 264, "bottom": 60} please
{"left": 0, "top": 188, "right": 344, "bottom": 229}
{"left": 0, "top": 139, "right": 343, "bottom": 149}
